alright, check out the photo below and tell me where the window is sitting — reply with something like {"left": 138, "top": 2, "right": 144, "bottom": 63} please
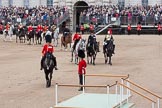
{"left": 9, "top": 0, "right": 13, "bottom": 6}
{"left": 24, "top": 0, "right": 29, "bottom": 7}
{"left": 142, "top": 0, "right": 148, "bottom": 7}
{"left": 47, "top": 0, "right": 53, "bottom": 7}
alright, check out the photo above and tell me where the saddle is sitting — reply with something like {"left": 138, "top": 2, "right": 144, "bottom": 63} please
{"left": 44, "top": 53, "right": 54, "bottom": 69}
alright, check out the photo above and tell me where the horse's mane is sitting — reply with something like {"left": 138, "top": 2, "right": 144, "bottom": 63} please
{"left": 43, "top": 53, "right": 55, "bottom": 70}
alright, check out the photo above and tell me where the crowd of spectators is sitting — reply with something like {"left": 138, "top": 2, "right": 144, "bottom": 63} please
{"left": 0, "top": 6, "right": 69, "bottom": 26}
{"left": 0, "top": 4, "right": 162, "bottom": 29}
{"left": 80, "top": 4, "right": 162, "bottom": 25}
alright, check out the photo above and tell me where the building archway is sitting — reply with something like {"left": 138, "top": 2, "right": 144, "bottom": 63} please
{"left": 73, "top": 1, "right": 88, "bottom": 30}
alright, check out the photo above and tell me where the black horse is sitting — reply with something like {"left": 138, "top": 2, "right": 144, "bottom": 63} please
{"left": 42, "top": 52, "right": 56, "bottom": 88}
{"left": 35, "top": 31, "right": 42, "bottom": 44}
{"left": 26, "top": 30, "right": 35, "bottom": 45}
{"left": 103, "top": 40, "right": 114, "bottom": 65}
{"left": 15, "top": 27, "right": 26, "bottom": 43}
{"left": 86, "top": 42, "right": 97, "bottom": 65}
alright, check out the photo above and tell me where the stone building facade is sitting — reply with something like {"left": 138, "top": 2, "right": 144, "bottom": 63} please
{"left": 0, "top": 0, "right": 161, "bottom": 7}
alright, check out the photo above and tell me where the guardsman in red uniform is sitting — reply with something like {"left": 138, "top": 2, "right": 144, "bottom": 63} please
{"left": 73, "top": 27, "right": 82, "bottom": 50}
{"left": 157, "top": 22, "right": 161, "bottom": 35}
{"left": 43, "top": 25, "right": 48, "bottom": 33}
{"left": 6, "top": 23, "right": 10, "bottom": 32}
{"left": 36, "top": 24, "right": 43, "bottom": 33}
{"left": 127, "top": 24, "right": 131, "bottom": 35}
{"left": 0, "top": 23, "right": 3, "bottom": 33}
{"left": 5, "top": 23, "right": 10, "bottom": 35}
{"left": 89, "top": 23, "right": 94, "bottom": 33}
{"left": 137, "top": 22, "right": 141, "bottom": 35}
{"left": 40, "top": 36, "right": 58, "bottom": 70}
{"left": 80, "top": 23, "right": 84, "bottom": 34}
{"left": 28, "top": 24, "right": 33, "bottom": 34}
{"left": 78, "top": 50, "right": 87, "bottom": 91}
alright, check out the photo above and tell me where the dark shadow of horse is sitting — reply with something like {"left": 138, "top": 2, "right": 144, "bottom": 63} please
{"left": 86, "top": 43, "right": 97, "bottom": 65}
{"left": 26, "top": 30, "right": 35, "bottom": 45}
{"left": 71, "top": 39, "right": 86, "bottom": 64}
{"left": 61, "top": 33, "right": 72, "bottom": 50}
{"left": 103, "top": 40, "right": 114, "bottom": 65}
{"left": 42, "top": 52, "right": 56, "bottom": 88}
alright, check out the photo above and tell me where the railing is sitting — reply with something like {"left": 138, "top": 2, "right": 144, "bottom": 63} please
{"left": 85, "top": 74, "right": 128, "bottom": 78}
{"left": 0, "top": 11, "right": 70, "bottom": 26}
{"left": 55, "top": 74, "right": 161, "bottom": 108}
{"left": 85, "top": 74, "right": 161, "bottom": 108}
{"left": 55, "top": 83, "right": 108, "bottom": 106}
{"left": 53, "top": 12, "right": 70, "bottom": 26}
{"left": 80, "top": 15, "right": 162, "bottom": 26}
{"left": 121, "top": 78, "right": 162, "bottom": 108}
{"left": 85, "top": 74, "right": 131, "bottom": 107}
{"left": 120, "top": 16, "right": 162, "bottom": 25}
{"left": 80, "top": 15, "right": 119, "bottom": 25}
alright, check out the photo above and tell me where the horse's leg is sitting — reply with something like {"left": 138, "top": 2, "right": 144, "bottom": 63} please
{"left": 56, "top": 38, "right": 59, "bottom": 47}
{"left": 65, "top": 44, "right": 67, "bottom": 51}
{"left": 16, "top": 36, "right": 18, "bottom": 43}
{"left": 109, "top": 56, "right": 112, "bottom": 65}
{"left": 87, "top": 54, "right": 89, "bottom": 64}
{"left": 45, "top": 71, "right": 50, "bottom": 88}
{"left": 24, "top": 36, "right": 25, "bottom": 43}
{"left": 71, "top": 50, "right": 73, "bottom": 62}
{"left": 32, "top": 37, "right": 34, "bottom": 45}
{"left": 49, "top": 71, "right": 53, "bottom": 87}
{"left": 75, "top": 56, "right": 78, "bottom": 64}
{"left": 93, "top": 55, "right": 96, "bottom": 65}
{"left": 39, "top": 36, "right": 42, "bottom": 44}
{"left": 19, "top": 37, "right": 21, "bottom": 43}
{"left": 90, "top": 56, "right": 92, "bottom": 64}
{"left": 104, "top": 53, "right": 107, "bottom": 64}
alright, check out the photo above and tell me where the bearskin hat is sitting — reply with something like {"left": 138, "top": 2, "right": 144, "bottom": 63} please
{"left": 78, "top": 50, "right": 85, "bottom": 58}
{"left": 45, "top": 35, "right": 52, "bottom": 43}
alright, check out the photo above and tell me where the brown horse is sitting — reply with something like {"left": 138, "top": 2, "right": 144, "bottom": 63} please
{"left": 61, "top": 33, "right": 72, "bottom": 50}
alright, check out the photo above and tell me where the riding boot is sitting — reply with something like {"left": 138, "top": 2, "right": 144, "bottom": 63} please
{"left": 40, "top": 56, "right": 45, "bottom": 70}
{"left": 53, "top": 56, "right": 58, "bottom": 70}
{"left": 40, "top": 58, "right": 43, "bottom": 70}
{"left": 103, "top": 45, "right": 105, "bottom": 53}
{"left": 112, "top": 44, "right": 115, "bottom": 54}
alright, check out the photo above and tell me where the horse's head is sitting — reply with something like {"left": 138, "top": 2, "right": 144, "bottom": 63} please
{"left": 43, "top": 52, "right": 55, "bottom": 70}
{"left": 106, "top": 40, "right": 113, "bottom": 52}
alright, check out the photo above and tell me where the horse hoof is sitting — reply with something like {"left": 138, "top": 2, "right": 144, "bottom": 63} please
{"left": 109, "top": 63, "right": 112, "bottom": 65}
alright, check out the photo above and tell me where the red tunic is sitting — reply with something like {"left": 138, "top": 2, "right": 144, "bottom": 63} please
{"left": 28, "top": 26, "right": 33, "bottom": 32}
{"left": 43, "top": 26, "right": 48, "bottom": 32}
{"left": 6, "top": 24, "right": 10, "bottom": 31}
{"left": 80, "top": 25, "right": 84, "bottom": 31}
{"left": 0, "top": 24, "right": 3, "bottom": 31}
{"left": 78, "top": 59, "right": 87, "bottom": 75}
{"left": 73, "top": 33, "right": 81, "bottom": 41}
{"left": 108, "top": 29, "right": 112, "bottom": 35}
{"left": 37, "top": 25, "right": 43, "bottom": 32}
{"left": 158, "top": 24, "right": 161, "bottom": 31}
{"left": 89, "top": 24, "right": 94, "bottom": 31}
{"left": 42, "top": 44, "right": 54, "bottom": 55}
{"left": 127, "top": 25, "right": 131, "bottom": 31}
{"left": 137, "top": 25, "right": 141, "bottom": 31}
